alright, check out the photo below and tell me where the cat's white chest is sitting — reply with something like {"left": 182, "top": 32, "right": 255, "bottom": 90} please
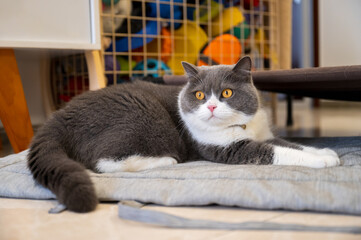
{"left": 190, "top": 125, "right": 249, "bottom": 146}
{"left": 182, "top": 108, "right": 274, "bottom": 147}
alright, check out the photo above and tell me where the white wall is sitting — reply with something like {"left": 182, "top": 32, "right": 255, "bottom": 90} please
{"left": 319, "top": 0, "right": 361, "bottom": 67}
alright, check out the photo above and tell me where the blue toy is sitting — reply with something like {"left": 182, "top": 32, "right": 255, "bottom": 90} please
{"left": 133, "top": 59, "right": 172, "bottom": 77}
{"left": 106, "top": 1, "right": 160, "bottom": 52}
{"left": 213, "top": 0, "right": 240, "bottom": 7}
{"left": 147, "top": 0, "right": 183, "bottom": 29}
{"left": 106, "top": 20, "right": 160, "bottom": 52}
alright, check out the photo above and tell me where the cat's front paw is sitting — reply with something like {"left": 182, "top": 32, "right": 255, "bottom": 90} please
{"left": 319, "top": 148, "right": 339, "bottom": 158}
{"left": 314, "top": 154, "right": 340, "bottom": 168}
{"left": 273, "top": 146, "right": 341, "bottom": 168}
{"left": 303, "top": 147, "right": 338, "bottom": 158}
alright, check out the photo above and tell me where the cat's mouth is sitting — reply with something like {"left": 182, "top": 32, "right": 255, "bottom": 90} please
{"left": 207, "top": 112, "right": 222, "bottom": 121}
{"left": 208, "top": 114, "right": 217, "bottom": 120}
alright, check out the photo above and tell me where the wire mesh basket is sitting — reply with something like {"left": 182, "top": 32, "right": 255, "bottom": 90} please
{"left": 51, "top": 0, "right": 282, "bottom": 109}
{"left": 51, "top": 54, "right": 89, "bottom": 109}
{"left": 101, "top": 0, "right": 280, "bottom": 83}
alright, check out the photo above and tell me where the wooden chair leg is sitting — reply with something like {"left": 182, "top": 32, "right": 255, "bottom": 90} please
{"left": 85, "top": 50, "right": 106, "bottom": 90}
{"left": 0, "top": 49, "right": 34, "bottom": 153}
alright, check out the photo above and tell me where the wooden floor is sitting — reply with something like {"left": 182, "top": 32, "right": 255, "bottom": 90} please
{"left": 1, "top": 198, "right": 361, "bottom": 240}
{"left": 1, "top": 99, "right": 361, "bottom": 239}
{"left": 273, "top": 99, "right": 361, "bottom": 137}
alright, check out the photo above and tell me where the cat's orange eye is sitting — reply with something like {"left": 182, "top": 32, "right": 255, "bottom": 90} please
{"left": 195, "top": 91, "right": 205, "bottom": 100}
{"left": 222, "top": 89, "right": 233, "bottom": 98}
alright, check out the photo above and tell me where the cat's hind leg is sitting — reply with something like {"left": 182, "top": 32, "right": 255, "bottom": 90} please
{"left": 96, "top": 155, "right": 178, "bottom": 173}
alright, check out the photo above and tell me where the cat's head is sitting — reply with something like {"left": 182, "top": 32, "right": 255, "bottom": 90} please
{"left": 178, "top": 56, "right": 259, "bottom": 131}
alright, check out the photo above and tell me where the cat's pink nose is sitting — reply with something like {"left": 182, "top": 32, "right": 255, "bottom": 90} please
{"left": 207, "top": 105, "right": 217, "bottom": 112}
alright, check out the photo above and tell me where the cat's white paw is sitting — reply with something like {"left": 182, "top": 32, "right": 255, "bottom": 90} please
{"left": 319, "top": 148, "right": 338, "bottom": 158}
{"left": 303, "top": 147, "right": 338, "bottom": 158}
{"left": 273, "top": 146, "right": 341, "bottom": 168}
{"left": 307, "top": 154, "right": 340, "bottom": 168}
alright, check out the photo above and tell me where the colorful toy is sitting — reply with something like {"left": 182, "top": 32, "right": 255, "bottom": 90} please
{"left": 206, "top": 7, "right": 245, "bottom": 37}
{"left": 244, "top": 0, "right": 260, "bottom": 9}
{"left": 107, "top": 20, "right": 159, "bottom": 52}
{"left": 253, "top": 28, "right": 278, "bottom": 64}
{"left": 116, "top": 1, "right": 143, "bottom": 34}
{"left": 102, "top": 0, "right": 131, "bottom": 33}
{"left": 213, "top": 0, "right": 241, "bottom": 7}
{"left": 145, "top": 27, "right": 172, "bottom": 63}
{"left": 243, "top": 5, "right": 264, "bottom": 24}
{"left": 133, "top": 59, "right": 172, "bottom": 77}
{"left": 197, "top": 34, "right": 242, "bottom": 66}
{"left": 104, "top": 55, "right": 121, "bottom": 85}
{"left": 254, "top": 28, "right": 268, "bottom": 57}
{"left": 160, "top": 28, "right": 172, "bottom": 62}
{"left": 130, "top": 46, "right": 146, "bottom": 62}
{"left": 117, "top": 56, "right": 137, "bottom": 71}
{"left": 213, "top": 0, "right": 259, "bottom": 8}
{"left": 106, "top": 1, "right": 160, "bottom": 52}
{"left": 228, "top": 21, "right": 251, "bottom": 40}
{"left": 147, "top": 0, "right": 183, "bottom": 29}
{"left": 167, "top": 21, "right": 208, "bottom": 75}
{"left": 187, "top": 0, "right": 222, "bottom": 23}
{"left": 186, "top": 0, "right": 196, "bottom": 21}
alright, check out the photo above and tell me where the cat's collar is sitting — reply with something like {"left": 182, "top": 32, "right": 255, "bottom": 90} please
{"left": 228, "top": 124, "right": 246, "bottom": 130}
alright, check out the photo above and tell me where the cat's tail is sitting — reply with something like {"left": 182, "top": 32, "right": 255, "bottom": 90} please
{"left": 27, "top": 126, "right": 98, "bottom": 213}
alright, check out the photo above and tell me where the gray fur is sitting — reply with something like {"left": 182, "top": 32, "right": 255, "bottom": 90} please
{"left": 196, "top": 140, "right": 274, "bottom": 165}
{"left": 28, "top": 56, "right": 303, "bottom": 212}
{"left": 28, "top": 81, "right": 195, "bottom": 212}
{"left": 266, "top": 138, "right": 303, "bottom": 150}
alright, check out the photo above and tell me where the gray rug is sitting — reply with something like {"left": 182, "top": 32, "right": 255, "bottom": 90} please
{"left": 1, "top": 137, "right": 360, "bottom": 215}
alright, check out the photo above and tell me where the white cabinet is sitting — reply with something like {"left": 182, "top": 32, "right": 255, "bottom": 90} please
{"left": 0, "top": 0, "right": 100, "bottom": 49}
{"left": 0, "top": 0, "right": 103, "bottom": 152}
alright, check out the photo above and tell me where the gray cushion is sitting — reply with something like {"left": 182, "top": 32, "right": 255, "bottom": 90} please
{"left": 1, "top": 137, "right": 360, "bottom": 214}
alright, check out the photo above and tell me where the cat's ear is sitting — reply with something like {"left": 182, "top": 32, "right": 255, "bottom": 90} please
{"left": 233, "top": 56, "right": 252, "bottom": 73}
{"left": 181, "top": 61, "right": 199, "bottom": 78}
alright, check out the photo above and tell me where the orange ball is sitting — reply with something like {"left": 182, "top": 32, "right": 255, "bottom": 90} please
{"left": 198, "top": 34, "right": 242, "bottom": 66}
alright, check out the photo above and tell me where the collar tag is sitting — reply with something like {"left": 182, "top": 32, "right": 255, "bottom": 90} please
{"left": 228, "top": 124, "right": 247, "bottom": 130}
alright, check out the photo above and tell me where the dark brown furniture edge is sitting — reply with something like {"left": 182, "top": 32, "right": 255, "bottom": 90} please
{"left": 163, "top": 65, "right": 361, "bottom": 101}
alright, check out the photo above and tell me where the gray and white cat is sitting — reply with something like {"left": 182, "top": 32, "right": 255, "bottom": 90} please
{"left": 27, "top": 56, "right": 340, "bottom": 213}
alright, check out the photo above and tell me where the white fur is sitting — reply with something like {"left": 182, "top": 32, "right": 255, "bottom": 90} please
{"left": 178, "top": 89, "right": 273, "bottom": 146}
{"left": 273, "top": 146, "right": 340, "bottom": 168}
{"left": 96, "top": 155, "right": 177, "bottom": 173}
{"left": 302, "top": 146, "right": 339, "bottom": 157}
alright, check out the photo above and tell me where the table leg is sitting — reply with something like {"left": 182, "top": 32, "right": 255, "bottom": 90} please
{"left": 0, "top": 49, "right": 34, "bottom": 153}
